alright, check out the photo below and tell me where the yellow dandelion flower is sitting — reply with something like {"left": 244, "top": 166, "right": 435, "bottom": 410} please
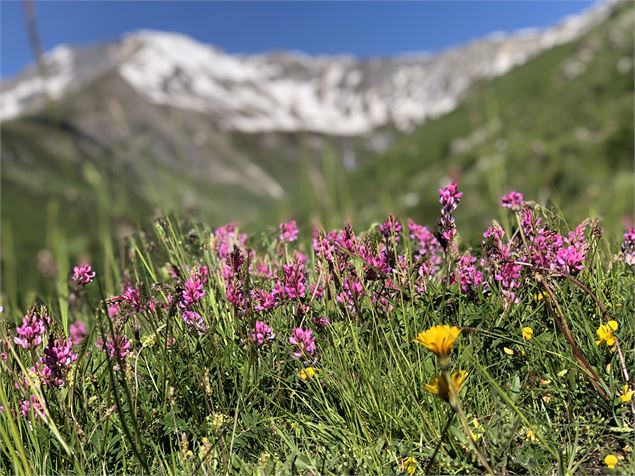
{"left": 424, "top": 370, "right": 468, "bottom": 402}
{"left": 619, "top": 384, "right": 634, "bottom": 403}
{"left": 604, "top": 454, "right": 618, "bottom": 470}
{"left": 299, "top": 367, "right": 317, "bottom": 380}
{"left": 522, "top": 327, "right": 534, "bottom": 341}
{"left": 414, "top": 325, "right": 461, "bottom": 357}
{"left": 596, "top": 321, "right": 619, "bottom": 347}
{"left": 533, "top": 291, "right": 544, "bottom": 302}
{"left": 525, "top": 429, "right": 538, "bottom": 442}
{"left": 402, "top": 456, "right": 417, "bottom": 475}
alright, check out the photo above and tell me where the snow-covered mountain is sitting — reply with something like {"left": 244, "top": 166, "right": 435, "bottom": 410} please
{"left": 0, "top": 1, "right": 614, "bottom": 134}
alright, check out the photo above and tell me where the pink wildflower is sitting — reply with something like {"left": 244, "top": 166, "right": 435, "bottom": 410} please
{"left": 181, "top": 274, "right": 206, "bottom": 309}
{"left": 38, "top": 337, "right": 77, "bottom": 387}
{"left": 108, "top": 303, "right": 120, "bottom": 318}
{"left": 500, "top": 191, "right": 524, "bottom": 210}
{"left": 457, "top": 254, "right": 484, "bottom": 294}
{"left": 275, "top": 261, "right": 307, "bottom": 300}
{"left": 379, "top": 214, "right": 403, "bottom": 242}
{"left": 214, "top": 223, "right": 248, "bottom": 259}
{"left": 182, "top": 311, "right": 208, "bottom": 335}
{"left": 251, "top": 320, "right": 275, "bottom": 348}
{"left": 279, "top": 220, "right": 299, "bottom": 243}
{"left": 622, "top": 227, "right": 635, "bottom": 265}
{"left": 97, "top": 335, "right": 131, "bottom": 370}
{"left": 20, "top": 395, "right": 46, "bottom": 419}
{"left": 122, "top": 286, "right": 143, "bottom": 312}
{"left": 14, "top": 310, "right": 49, "bottom": 350}
{"left": 312, "top": 316, "right": 331, "bottom": 328}
{"left": 226, "top": 281, "right": 247, "bottom": 310}
{"left": 337, "top": 275, "right": 365, "bottom": 309}
{"left": 71, "top": 263, "right": 96, "bottom": 287}
{"left": 438, "top": 182, "right": 463, "bottom": 250}
{"left": 251, "top": 289, "right": 276, "bottom": 312}
{"left": 289, "top": 327, "right": 316, "bottom": 360}
{"left": 495, "top": 262, "right": 523, "bottom": 304}
{"left": 555, "top": 245, "right": 585, "bottom": 274}
{"left": 69, "top": 320, "right": 87, "bottom": 345}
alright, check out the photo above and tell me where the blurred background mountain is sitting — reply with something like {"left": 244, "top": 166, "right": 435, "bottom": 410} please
{"left": 1, "top": 0, "right": 633, "bottom": 297}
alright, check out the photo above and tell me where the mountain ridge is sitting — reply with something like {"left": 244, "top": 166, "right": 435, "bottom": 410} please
{"left": 1, "top": 1, "right": 614, "bottom": 133}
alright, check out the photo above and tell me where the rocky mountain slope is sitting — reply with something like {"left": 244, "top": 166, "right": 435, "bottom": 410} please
{"left": 1, "top": 1, "right": 613, "bottom": 134}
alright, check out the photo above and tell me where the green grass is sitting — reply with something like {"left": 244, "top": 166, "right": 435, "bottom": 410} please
{"left": 0, "top": 195, "right": 633, "bottom": 474}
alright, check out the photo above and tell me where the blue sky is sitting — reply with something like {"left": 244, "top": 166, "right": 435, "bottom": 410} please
{"left": 1, "top": 1, "right": 594, "bottom": 78}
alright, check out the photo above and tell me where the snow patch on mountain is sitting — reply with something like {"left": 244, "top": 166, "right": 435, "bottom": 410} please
{"left": 0, "top": 1, "right": 614, "bottom": 133}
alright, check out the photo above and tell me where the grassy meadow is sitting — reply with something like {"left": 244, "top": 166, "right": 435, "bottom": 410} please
{"left": 0, "top": 185, "right": 634, "bottom": 474}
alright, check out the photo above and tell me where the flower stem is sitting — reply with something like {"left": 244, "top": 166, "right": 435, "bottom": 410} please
{"left": 447, "top": 371, "right": 494, "bottom": 474}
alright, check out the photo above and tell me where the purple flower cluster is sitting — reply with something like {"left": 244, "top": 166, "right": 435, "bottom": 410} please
{"left": 72, "top": 263, "right": 96, "bottom": 287}
{"left": 15, "top": 309, "right": 50, "bottom": 350}
{"left": 20, "top": 395, "right": 45, "bottom": 419}
{"left": 279, "top": 220, "right": 299, "bottom": 243}
{"left": 336, "top": 275, "right": 365, "bottom": 309}
{"left": 379, "top": 214, "right": 403, "bottom": 242}
{"left": 457, "top": 254, "right": 484, "bottom": 294}
{"left": 97, "top": 335, "right": 131, "bottom": 370}
{"left": 494, "top": 262, "right": 524, "bottom": 304}
{"left": 214, "top": 223, "right": 248, "bottom": 259}
{"left": 70, "top": 320, "right": 88, "bottom": 345}
{"left": 181, "top": 273, "right": 206, "bottom": 309}
{"left": 182, "top": 311, "right": 208, "bottom": 335}
{"left": 221, "top": 247, "right": 248, "bottom": 311}
{"left": 556, "top": 245, "right": 585, "bottom": 275}
{"left": 500, "top": 191, "right": 525, "bottom": 210}
{"left": 289, "top": 327, "right": 316, "bottom": 360}
{"left": 438, "top": 182, "right": 463, "bottom": 250}
{"left": 122, "top": 286, "right": 143, "bottom": 312}
{"left": 37, "top": 337, "right": 77, "bottom": 387}
{"left": 251, "top": 288, "right": 276, "bottom": 312}
{"left": 251, "top": 320, "right": 275, "bottom": 348}
{"left": 621, "top": 227, "right": 635, "bottom": 265}
{"left": 273, "top": 260, "right": 307, "bottom": 301}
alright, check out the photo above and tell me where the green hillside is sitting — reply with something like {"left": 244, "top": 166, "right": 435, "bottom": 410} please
{"left": 345, "top": 3, "right": 634, "bottom": 240}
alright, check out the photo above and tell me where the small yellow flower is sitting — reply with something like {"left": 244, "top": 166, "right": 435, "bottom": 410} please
{"left": 525, "top": 429, "right": 538, "bottom": 442}
{"left": 596, "top": 321, "right": 619, "bottom": 347}
{"left": 522, "top": 327, "right": 534, "bottom": 341}
{"left": 414, "top": 325, "right": 461, "bottom": 357}
{"left": 604, "top": 454, "right": 619, "bottom": 470}
{"left": 557, "top": 369, "right": 568, "bottom": 378}
{"left": 402, "top": 456, "right": 417, "bottom": 475}
{"left": 470, "top": 418, "right": 483, "bottom": 441}
{"left": 533, "top": 291, "right": 544, "bottom": 302}
{"left": 299, "top": 367, "right": 317, "bottom": 380}
{"left": 619, "top": 384, "right": 634, "bottom": 403}
{"left": 503, "top": 347, "right": 514, "bottom": 355}
{"left": 258, "top": 452, "right": 271, "bottom": 468}
{"left": 424, "top": 371, "right": 468, "bottom": 402}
